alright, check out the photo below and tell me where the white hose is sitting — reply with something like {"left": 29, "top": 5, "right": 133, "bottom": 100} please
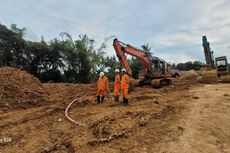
{"left": 65, "top": 95, "right": 87, "bottom": 127}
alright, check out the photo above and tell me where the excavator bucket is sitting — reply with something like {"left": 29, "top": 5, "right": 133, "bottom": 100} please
{"left": 151, "top": 78, "right": 172, "bottom": 88}
{"left": 201, "top": 69, "right": 218, "bottom": 84}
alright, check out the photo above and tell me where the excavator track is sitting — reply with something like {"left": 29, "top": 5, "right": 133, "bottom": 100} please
{"left": 151, "top": 78, "right": 172, "bottom": 88}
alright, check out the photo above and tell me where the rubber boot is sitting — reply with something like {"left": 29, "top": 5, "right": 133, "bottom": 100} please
{"left": 97, "top": 96, "right": 100, "bottom": 104}
{"left": 114, "top": 96, "right": 117, "bottom": 103}
{"left": 117, "top": 96, "right": 119, "bottom": 102}
{"left": 122, "top": 97, "right": 125, "bottom": 105}
{"left": 125, "top": 98, "right": 128, "bottom": 106}
{"left": 101, "top": 96, "right": 105, "bottom": 103}
{"left": 114, "top": 96, "right": 119, "bottom": 103}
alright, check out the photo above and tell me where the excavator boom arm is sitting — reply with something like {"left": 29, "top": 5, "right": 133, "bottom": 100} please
{"left": 202, "top": 36, "right": 215, "bottom": 69}
{"left": 113, "top": 39, "right": 132, "bottom": 76}
{"left": 113, "top": 39, "right": 152, "bottom": 76}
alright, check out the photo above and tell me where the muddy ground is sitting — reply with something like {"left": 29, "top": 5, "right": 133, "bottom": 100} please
{"left": 0, "top": 67, "right": 230, "bottom": 153}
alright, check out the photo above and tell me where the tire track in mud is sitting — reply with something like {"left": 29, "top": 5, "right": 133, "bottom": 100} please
{"left": 41, "top": 132, "right": 75, "bottom": 153}
{"left": 0, "top": 106, "right": 64, "bottom": 129}
{"left": 0, "top": 94, "right": 87, "bottom": 130}
{"left": 0, "top": 109, "right": 76, "bottom": 152}
{"left": 82, "top": 105, "right": 176, "bottom": 147}
{"left": 0, "top": 106, "right": 65, "bottom": 150}
{"left": 149, "top": 84, "right": 230, "bottom": 153}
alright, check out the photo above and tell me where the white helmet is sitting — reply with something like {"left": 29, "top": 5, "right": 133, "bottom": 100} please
{"left": 115, "top": 69, "right": 119, "bottom": 73}
{"left": 99, "top": 72, "right": 104, "bottom": 76}
{"left": 121, "top": 68, "right": 126, "bottom": 72}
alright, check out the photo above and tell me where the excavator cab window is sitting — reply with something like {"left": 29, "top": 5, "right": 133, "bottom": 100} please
{"left": 151, "top": 58, "right": 168, "bottom": 75}
{"left": 159, "top": 62, "right": 164, "bottom": 74}
{"left": 151, "top": 61, "right": 159, "bottom": 72}
{"left": 215, "top": 56, "right": 228, "bottom": 75}
{"left": 216, "top": 59, "right": 227, "bottom": 71}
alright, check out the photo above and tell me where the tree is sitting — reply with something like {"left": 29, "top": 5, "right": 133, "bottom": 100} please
{"left": 0, "top": 24, "right": 26, "bottom": 68}
{"left": 2, "top": 22, "right": 163, "bottom": 83}
{"left": 171, "top": 63, "right": 176, "bottom": 69}
{"left": 193, "top": 61, "right": 204, "bottom": 70}
{"left": 102, "top": 56, "right": 121, "bottom": 81}
{"left": 38, "top": 39, "right": 65, "bottom": 82}
{"left": 74, "top": 38, "right": 91, "bottom": 83}
{"left": 176, "top": 61, "right": 204, "bottom": 71}
{"left": 141, "top": 43, "right": 153, "bottom": 58}
{"left": 128, "top": 43, "right": 152, "bottom": 79}
{"left": 129, "top": 57, "right": 142, "bottom": 79}
{"left": 61, "top": 34, "right": 107, "bottom": 83}
{"left": 24, "top": 40, "right": 51, "bottom": 79}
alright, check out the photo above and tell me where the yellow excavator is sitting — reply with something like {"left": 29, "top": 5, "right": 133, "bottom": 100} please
{"left": 202, "top": 36, "right": 230, "bottom": 83}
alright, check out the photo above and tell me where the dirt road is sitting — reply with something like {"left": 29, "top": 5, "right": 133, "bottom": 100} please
{"left": 154, "top": 84, "right": 230, "bottom": 153}
{"left": 1, "top": 67, "right": 230, "bottom": 153}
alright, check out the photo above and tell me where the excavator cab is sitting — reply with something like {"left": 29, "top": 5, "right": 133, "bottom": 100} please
{"left": 151, "top": 56, "right": 170, "bottom": 76}
{"left": 215, "top": 56, "right": 228, "bottom": 76}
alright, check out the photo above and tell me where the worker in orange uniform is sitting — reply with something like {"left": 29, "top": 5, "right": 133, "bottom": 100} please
{"left": 96, "top": 72, "right": 109, "bottom": 104}
{"left": 114, "top": 69, "right": 120, "bottom": 103}
{"left": 121, "top": 68, "right": 129, "bottom": 106}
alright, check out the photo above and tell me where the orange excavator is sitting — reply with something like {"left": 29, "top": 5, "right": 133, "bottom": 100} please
{"left": 113, "top": 38, "right": 172, "bottom": 88}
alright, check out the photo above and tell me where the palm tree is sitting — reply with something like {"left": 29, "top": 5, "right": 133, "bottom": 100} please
{"left": 141, "top": 43, "right": 153, "bottom": 58}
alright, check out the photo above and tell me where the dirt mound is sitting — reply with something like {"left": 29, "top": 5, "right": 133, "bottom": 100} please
{"left": 0, "top": 67, "right": 49, "bottom": 111}
{"left": 180, "top": 70, "right": 200, "bottom": 80}
{"left": 43, "top": 83, "right": 96, "bottom": 107}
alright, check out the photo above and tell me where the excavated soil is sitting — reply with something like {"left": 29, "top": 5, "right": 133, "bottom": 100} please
{"left": 0, "top": 67, "right": 50, "bottom": 111}
{"left": 1, "top": 67, "right": 230, "bottom": 153}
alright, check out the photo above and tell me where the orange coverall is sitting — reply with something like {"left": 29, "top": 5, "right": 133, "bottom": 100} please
{"left": 96, "top": 76, "right": 109, "bottom": 96}
{"left": 121, "top": 74, "right": 129, "bottom": 99}
{"left": 114, "top": 74, "right": 120, "bottom": 96}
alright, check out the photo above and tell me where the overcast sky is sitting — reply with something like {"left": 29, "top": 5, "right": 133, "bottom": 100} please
{"left": 0, "top": 0, "right": 230, "bottom": 63}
